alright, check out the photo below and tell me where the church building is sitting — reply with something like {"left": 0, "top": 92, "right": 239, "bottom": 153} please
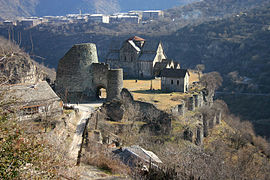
{"left": 106, "top": 36, "right": 167, "bottom": 79}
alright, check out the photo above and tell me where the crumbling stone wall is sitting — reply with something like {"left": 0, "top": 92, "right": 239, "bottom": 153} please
{"left": 56, "top": 43, "right": 123, "bottom": 103}
{"left": 172, "top": 102, "right": 185, "bottom": 116}
{"left": 188, "top": 96, "right": 195, "bottom": 111}
{"left": 195, "top": 125, "right": 204, "bottom": 145}
{"left": 92, "top": 88, "right": 172, "bottom": 136}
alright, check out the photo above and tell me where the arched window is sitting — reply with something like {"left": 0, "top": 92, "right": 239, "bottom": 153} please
{"left": 171, "top": 80, "right": 173, "bottom": 85}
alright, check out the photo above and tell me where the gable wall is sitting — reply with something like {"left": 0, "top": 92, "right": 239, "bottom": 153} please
{"left": 153, "top": 43, "right": 166, "bottom": 66}
{"left": 120, "top": 41, "right": 139, "bottom": 62}
{"left": 138, "top": 61, "right": 153, "bottom": 79}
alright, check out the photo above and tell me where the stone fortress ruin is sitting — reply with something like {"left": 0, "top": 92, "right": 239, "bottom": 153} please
{"left": 55, "top": 43, "right": 123, "bottom": 103}
{"left": 55, "top": 41, "right": 221, "bottom": 147}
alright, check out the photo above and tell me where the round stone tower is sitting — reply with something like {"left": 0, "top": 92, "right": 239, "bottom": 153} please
{"left": 56, "top": 43, "right": 98, "bottom": 103}
{"left": 107, "top": 69, "right": 123, "bottom": 101}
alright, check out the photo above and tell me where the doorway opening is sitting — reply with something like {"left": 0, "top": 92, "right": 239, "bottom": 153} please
{"left": 96, "top": 86, "right": 107, "bottom": 100}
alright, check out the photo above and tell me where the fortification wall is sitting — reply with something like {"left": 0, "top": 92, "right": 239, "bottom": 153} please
{"left": 107, "top": 69, "right": 123, "bottom": 101}
{"left": 107, "top": 60, "right": 137, "bottom": 79}
{"left": 91, "top": 63, "right": 109, "bottom": 88}
{"left": 170, "top": 90, "right": 221, "bottom": 146}
{"left": 56, "top": 43, "right": 124, "bottom": 103}
{"left": 56, "top": 43, "right": 98, "bottom": 102}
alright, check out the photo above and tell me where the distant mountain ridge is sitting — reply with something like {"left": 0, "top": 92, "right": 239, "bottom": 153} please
{"left": 0, "top": 0, "right": 199, "bottom": 19}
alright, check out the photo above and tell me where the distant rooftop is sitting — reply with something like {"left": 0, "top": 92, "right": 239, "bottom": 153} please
{"left": 161, "top": 69, "right": 189, "bottom": 78}
{"left": 143, "top": 10, "right": 163, "bottom": 13}
{"left": 128, "top": 36, "right": 145, "bottom": 41}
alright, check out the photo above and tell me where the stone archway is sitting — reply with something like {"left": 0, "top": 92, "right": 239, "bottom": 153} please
{"left": 96, "top": 85, "right": 107, "bottom": 100}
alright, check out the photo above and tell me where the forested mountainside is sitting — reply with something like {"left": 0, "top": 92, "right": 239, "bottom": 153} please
{"left": 0, "top": 0, "right": 199, "bottom": 19}
{"left": 161, "top": 4, "right": 270, "bottom": 136}
{"left": 167, "top": 0, "right": 270, "bottom": 20}
{"left": 163, "top": 4, "right": 270, "bottom": 91}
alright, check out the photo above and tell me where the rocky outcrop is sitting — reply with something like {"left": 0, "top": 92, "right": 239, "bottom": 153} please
{"left": 183, "top": 127, "right": 193, "bottom": 142}
{"left": 0, "top": 38, "right": 55, "bottom": 85}
{"left": 93, "top": 88, "right": 172, "bottom": 136}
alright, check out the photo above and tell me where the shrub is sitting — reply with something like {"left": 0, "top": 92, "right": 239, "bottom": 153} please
{"left": 82, "top": 143, "right": 130, "bottom": 175}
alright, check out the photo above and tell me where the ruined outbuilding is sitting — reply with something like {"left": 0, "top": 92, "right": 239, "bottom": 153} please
{"left": 0, "top": 81, "right": 63, "bottom": 121}
{"left": 55, "top": 43, "right": 123, "bottom": 103}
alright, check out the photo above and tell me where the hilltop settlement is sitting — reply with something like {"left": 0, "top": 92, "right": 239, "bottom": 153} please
{"left": 1, "top": 35, "right": 269, "bottom": 179}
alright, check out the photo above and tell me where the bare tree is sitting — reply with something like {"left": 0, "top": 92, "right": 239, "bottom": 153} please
{"left": 200, "top": 71, "right": 223, "bottom": 92}
{"left": 196, "top": 64, "right": 205, "bottom": 80}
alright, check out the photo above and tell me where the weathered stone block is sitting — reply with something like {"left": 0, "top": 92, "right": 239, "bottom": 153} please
{"left": 188, "top": 96, "right": 195, "bottom": 111}
{"left": 178, "top": 103, "right": 185, "bottom": 116}
{"left": 194, "top": 94, "right": 199, "bottom": 108}
{"left": 216, "top": 111, "right": 222, "bottom": 124}
{"left": 171, "top": 102, "right": 185, "bottom": 116}
{"left": 184, "top": 128, "right": 193, "bottom": 142}
{"left": 203, "top": 115, "right": 209, "bottom": 137}
{"left": 209, "top": 115, "right": 216, "bottom": 129}
{"left": 195, "top": 125, "right": 204, "bottom": 146}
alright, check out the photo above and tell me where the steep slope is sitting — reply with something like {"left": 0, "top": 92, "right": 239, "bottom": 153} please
{"left": 166, "top": 0, "right": 270, "bottom": 23}
{"left": 0, "top": 37, "right": 55, "bottom": 84}
{"left": 118, "top": 0, "right": 199, "bottom": 11}
{"left": 163, "top": 4, "right": 270, "bottom": 91}
{"left": 35, "top": 0, "right": 120, "bottom": 16}
{"left": 0, "top": 0, "right": 38, "bottom": 19}
{"left": 160, "top": 4, "right": 270, "bottom": 136}
{"left": 0, "top": 0, "right": 200, "bottom": 18}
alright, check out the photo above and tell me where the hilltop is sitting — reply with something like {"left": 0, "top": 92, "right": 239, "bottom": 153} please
{"left": 0, "top": 0, "right": 199, "bottom": 19}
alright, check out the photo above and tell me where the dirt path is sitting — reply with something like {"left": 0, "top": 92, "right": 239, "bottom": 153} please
{"left": 68, "top": 103, "right": 103, "bottom": 162}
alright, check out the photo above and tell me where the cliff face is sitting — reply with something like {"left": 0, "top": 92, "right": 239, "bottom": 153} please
{"left": 1, "top": 53, "right": 40, "bottom": 84}
{"left": 0, "top": 37, "right": 55, "bottom": 84}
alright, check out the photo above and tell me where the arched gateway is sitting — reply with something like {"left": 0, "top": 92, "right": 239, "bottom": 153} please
{"left": 55, "top": 43, "right": 123, "bottom": 103}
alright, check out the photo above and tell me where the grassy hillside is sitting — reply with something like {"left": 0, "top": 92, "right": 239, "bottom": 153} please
{"left": 122, "top": 72, "right": 199, "bottom": 111}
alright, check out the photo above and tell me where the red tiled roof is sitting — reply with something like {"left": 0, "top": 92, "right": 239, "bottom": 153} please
{"left": 128, "top": 36, "right": 145, "bottom": 41}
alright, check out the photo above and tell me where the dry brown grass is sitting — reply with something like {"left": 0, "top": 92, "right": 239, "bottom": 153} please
{"left": 123, "top": 79, "right": 191, "bottom": 111}
{"left": 83, "top": 144, "right": 131, "bottom": 175}
{"left": 188, "top": 70, "right": 200, "bottom": 82}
